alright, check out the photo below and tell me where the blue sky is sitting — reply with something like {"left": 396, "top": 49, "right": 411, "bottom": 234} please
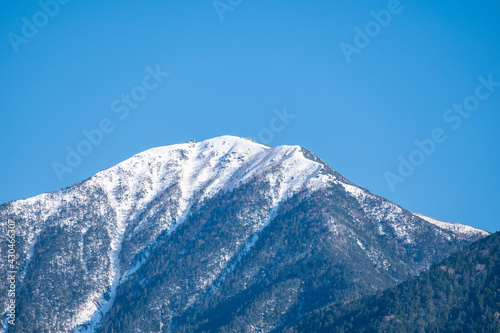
{"left": 1, "top": 0, "right": 499, "bottom": 232}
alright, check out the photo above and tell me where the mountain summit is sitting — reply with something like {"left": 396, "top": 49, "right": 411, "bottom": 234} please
{"left": 0, "top": 135, "right": 488, "bottom": 332}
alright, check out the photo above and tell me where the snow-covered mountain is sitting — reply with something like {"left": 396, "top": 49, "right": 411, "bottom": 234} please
{"left": 0, "top": 135, "right": 488, "bottom": 332}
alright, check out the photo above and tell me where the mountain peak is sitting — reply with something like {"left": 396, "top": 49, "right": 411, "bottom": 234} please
{"left": 91, "top": 135, "right": 325, "bottom": 214}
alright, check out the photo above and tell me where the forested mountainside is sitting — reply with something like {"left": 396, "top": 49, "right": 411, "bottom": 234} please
{"left": 293, "top": 232, "right": 500, "bottom": 333}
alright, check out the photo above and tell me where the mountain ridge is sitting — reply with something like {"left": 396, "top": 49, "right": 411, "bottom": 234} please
{"left": 3, "top": 136, "right": 488, "bottom": 237}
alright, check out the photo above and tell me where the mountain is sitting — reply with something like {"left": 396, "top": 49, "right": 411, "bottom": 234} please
{"left": 293, "top": 231, "right": 500, "bottom": 332}
{"left": 0, "top": 135, "right": 488, "bottom": 332}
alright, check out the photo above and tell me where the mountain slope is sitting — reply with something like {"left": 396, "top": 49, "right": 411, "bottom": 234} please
{"left": 414, "top": 213, "right": 488, "bottom": 240}
{"left": 0, "top": 136, "right": 488, "bottom": 332}
{"left": 294, "top": 231, "right": 500, "bottom": 332}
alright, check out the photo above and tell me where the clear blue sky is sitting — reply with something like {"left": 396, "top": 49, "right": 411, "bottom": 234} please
{"left": 1, "top": 0, "right": 499, "bottom": 232}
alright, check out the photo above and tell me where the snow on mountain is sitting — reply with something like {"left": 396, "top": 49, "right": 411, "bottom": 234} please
{"left": 339, "top": 181, "right": 489, "bottom": 245}
{"left": 413, "top": 213, "right": 489, "bottom": 239}
{"left": 339, "top": 182, "right": 418, "bottom": 243}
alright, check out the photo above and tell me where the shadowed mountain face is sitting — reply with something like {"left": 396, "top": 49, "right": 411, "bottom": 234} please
{"left": 0, "top": 136, "right": 488, "bottom": 332}
{"left": 293, "top": 231, "right": 500, "bottom": 333}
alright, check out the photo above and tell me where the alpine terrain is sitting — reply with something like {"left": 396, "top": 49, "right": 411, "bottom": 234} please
{"left": 0, "top": 135, "right": 489, "bottom": 332}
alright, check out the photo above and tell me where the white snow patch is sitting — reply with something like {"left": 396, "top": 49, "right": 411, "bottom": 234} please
{"left": 413, "top": 213, "right": 489, "bottom": 238}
